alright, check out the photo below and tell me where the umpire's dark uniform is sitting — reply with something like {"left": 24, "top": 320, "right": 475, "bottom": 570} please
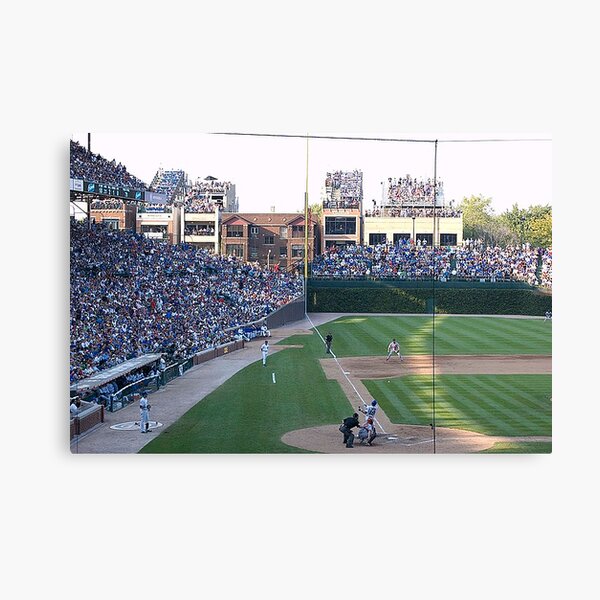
{"left": 340, "top": 413, "right": 360, "bottom": 448}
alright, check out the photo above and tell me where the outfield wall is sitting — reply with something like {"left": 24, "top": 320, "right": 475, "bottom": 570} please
{"left": 307, "top": 280, "right": 552, "bottom": 315}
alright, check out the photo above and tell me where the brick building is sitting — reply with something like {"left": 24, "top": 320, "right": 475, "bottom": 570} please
{"left": 221, "top": 213, "right": 319, "bottom": 270}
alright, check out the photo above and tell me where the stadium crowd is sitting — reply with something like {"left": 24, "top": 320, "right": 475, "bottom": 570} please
{"left": 387, "top": 176, "right": 443, "bottom": 204}
{"left": 70, "top": 221, "right": 303, "bottom": 384}
{"left": 184, "top": 224, "right": 216, "bottom": 236}
{"left": 183, "top": 183, "right": 218, "bottom": 213}
{"left": 540, "top": 248, "right": 552, "bottom": 287}
{"left": 90, "top": 199, "right": 125, "bottom": 210}
{"left": 364, "top": 207, "right": 461, "bottom": 218}
{"left": 311, "top": 239, "right": 549, "bottom": 285}
{"left": 193, "top": 179, "right": 232, "bottom": 194}
{"left": 151, "top": 169, "right": 186, "bottom": 202}
{"left": 453, "top": 239, "right": 540, "bottom": 285}
{"left": 324, "top": 170, "right": 362, "bottom": 209}
{"left": 70, "top": 140, "right": 147, "bottom": 190}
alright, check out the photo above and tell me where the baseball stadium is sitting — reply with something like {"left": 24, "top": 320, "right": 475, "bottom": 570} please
{"left": 69, "top": 133, "right": 552, "bottom": 454}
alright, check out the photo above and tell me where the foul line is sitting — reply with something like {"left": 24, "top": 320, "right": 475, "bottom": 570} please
{"left": 306, "top": 314, "right": 387, "bottom": 435}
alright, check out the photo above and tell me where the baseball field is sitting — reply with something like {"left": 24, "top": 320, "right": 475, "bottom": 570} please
{"left": 140, "top": 314, "right": 552, "bottom": 454}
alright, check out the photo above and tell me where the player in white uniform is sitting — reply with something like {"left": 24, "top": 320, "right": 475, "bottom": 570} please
{"left": 261, "top": 340, "right": 269, "bottom": 366}
{"left": 386, "top": 338, "right": 403, "bottom": 361}
{"left": 359, "top": 399, "right": 378, "bottom": 421}
{"left": 139, "top": 393, "right": 151, "bottom": 433}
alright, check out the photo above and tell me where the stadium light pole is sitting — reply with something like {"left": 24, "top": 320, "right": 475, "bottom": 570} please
{"left": 432, "top": 139, "right": 438, "bottom": 454}
{"left": 304, "top": 134, "right": 309, "bottom": 280}
{"left": 303, "top": 134, "right": 309, "bottom": 318}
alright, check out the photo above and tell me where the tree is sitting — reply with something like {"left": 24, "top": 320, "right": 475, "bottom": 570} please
{"left": 457, "top": 195, "right": 495, "bottom": 242}
{"left": 499, "top": 204, "right": 552, "bottom": 247}
{"left": 309, "top": 203, "right": 323, "bottom": 219}
{"left": 528, "top": 212, "right": 552, "bottom": 248}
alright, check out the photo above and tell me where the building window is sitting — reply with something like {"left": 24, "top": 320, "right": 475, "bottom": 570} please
{"left": 279, "top": 246, "right": 288, "bottom": 258}
{"left": 249, "top": 246, "right": 258, "bottom": 259}
{"left": 292, "top": 245, "right": 304, "bottom": 258}
{"left": 325, "top": 216, "right": 356, "bottom": 235}
{"left": 440, "top": 233, "right": 458, "bottom": 246}
{"left": 226, "top": 244, "right": 244, "bottom": 258}
{"left": 102, "top": 218, "right": 120, "bottom": 230}
{"left": 250, "top": 226, "right": 259, "bottom": 237}
{"left": 280, "top": 226, "right": 288, "bottom": 239}
{"left": 369, "top": 233, "right": 387, "bottom": 245}
{"left": 393, "top": 233, "right": 411, "bottom": 245}
{"left": 141, "top": 224, "right": 167, "bottom": 240}
{"left": 416, "top": 233, "right": 433, "bottom": 246}
{"left": 325, "top": 240, "right": 352, "bottom": 250}
{"left": 227, "top": 225, "right": 244, "bottom": 238}
{"left": 264, "top": 235, "right": 274, "bottom": 245}
{"left": 291, "top": 225, "right": 304, "bottom": 238}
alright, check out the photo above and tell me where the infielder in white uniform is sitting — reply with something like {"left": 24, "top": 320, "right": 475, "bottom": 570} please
{"left": 261, "top": 340, "right": 269, "bottom": 366}
{"left": 139, "top": 393, "right": 151, "bottom": 433}
{"left": 386, "top": 338, "right": 403, "bottom": 361}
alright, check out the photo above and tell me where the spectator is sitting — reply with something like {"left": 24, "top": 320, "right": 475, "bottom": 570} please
{"left": 311, "top": 240, "right": 550, "bottom": 286}
{"left": 70, "top": 140, "right": 147, "bottom": 190}
{"left": 324, "top": 170, "right": 362, "bottom": 209}
{"left": 70, "top": 221, "right": 303, "bottom": 383}
{"left": 70, "top": 398, "right": 81, "bottom": 416}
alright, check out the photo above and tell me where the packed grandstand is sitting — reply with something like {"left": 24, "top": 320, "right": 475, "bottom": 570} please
{"left": 70, "top": 221, "right": 303, "bottom": 385}
{"left": 70, "top": 141, "right": 552, "bottom": 409}
{"left": 311, "top": 239, "right": 550, "bottom": 287}
{"left": 70, "top": 140, "right": 148, "bottom": 190}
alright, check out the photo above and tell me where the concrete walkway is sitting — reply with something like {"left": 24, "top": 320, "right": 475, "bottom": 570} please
{"left": 70, "top": 316, "right": 327, "bottom": 454}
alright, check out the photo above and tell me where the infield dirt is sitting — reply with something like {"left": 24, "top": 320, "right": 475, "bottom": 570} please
{"left": 281, "top": 354, "right": 551, "bottom": 454}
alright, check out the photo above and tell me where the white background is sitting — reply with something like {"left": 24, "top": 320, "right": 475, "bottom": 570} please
{"left": 2, "top": 1, "right": 598, "bottom": 599}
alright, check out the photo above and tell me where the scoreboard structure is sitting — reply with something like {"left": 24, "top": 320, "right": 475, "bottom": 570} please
{"left": 69, "top": 178, "right": 166, "bottom": 204}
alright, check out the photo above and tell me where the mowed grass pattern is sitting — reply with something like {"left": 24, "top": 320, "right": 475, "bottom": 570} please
{"left": 142, "top": 316, "right": 552, "bottom": 452}
{"left": 364, "top": 374, "right": 552, "bottom": 437}
{"left": 140, "top": 345, "right": 350, "bottom": 453}
{"left": 312, "top": 315, "right": 551, "bottom": 357}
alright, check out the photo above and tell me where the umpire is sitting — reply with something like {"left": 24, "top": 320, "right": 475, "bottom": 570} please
{"left": 340, "top": 413, "right": 360, "bottom": 448}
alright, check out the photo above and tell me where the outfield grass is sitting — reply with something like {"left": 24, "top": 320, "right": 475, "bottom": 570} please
{"left": 479, "top": 442, "right": 552, "bottom": 453}
{"left": 301, "top": 315, "right": 551, "bottom": 357}
{"left": 364, "top": 374, "right": 552, "bottom": 437}
{"left": 141, "top": 315, "right": 552, "bottom": 453}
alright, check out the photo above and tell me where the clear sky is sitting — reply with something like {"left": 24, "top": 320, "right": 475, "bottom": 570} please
{"left": 71, "top": 132, "right": 551, "bottom": 215}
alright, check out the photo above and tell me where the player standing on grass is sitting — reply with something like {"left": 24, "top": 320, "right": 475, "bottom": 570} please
{"left": 261, "top": 340, "right": 269, "bottom": 366}
{"left": 325, "top": 333, "right": 333, "bottom": 354}
{"left": 386, "top": 338, "right": 403, "bottom": 361}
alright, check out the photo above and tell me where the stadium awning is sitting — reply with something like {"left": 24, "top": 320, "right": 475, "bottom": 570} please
{"left": 70, "top": 354, "right": 163, "bottom": 393}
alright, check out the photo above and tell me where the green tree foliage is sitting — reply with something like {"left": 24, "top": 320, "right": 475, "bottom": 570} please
{"left": 528, "top": 211, "right": 552, "bottom": 247}
{"left": 499, "top": 204, "right": 552, "bottom": 247}
{"left": 457, "top": 195, "right": 495, "bottom": 242}
{"left": 458, "top": 197, "right": 552, "bottom": 248}
{"left": 309, "top": 203, "right": 323, "bottom": 219}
